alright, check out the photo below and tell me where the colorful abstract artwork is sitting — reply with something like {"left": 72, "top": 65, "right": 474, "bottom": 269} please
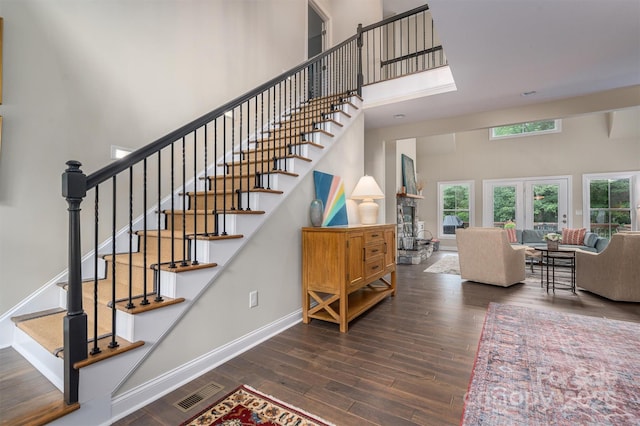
{"left": 313, "top": 171, "right": 348, "bottom": 226}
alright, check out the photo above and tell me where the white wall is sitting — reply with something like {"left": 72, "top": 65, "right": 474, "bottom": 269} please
{"left": 414, "top": 109, "right": 640, "bottom": 249}
{"left": 312, "top": 0, "right": 383, "bottom": 46}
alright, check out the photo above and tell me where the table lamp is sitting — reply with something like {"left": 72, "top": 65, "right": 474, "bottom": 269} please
{"left": 351, "top": 175, "right": 384, "bottom": 224}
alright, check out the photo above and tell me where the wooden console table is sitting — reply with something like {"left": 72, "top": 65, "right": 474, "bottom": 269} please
{"left": 302, "top": 224, "right": 396, "bottom": 332}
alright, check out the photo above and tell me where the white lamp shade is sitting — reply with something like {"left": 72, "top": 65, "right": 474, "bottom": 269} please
{"left": 351, "top": 176, "right": 384, "bottom": 225}
{"left": 351, "top": 176, "right": 384, "bottom": 200}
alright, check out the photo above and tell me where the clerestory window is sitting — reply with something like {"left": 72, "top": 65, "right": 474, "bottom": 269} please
{"left": 490, "top": 119, "right": 561, "bottom": 140}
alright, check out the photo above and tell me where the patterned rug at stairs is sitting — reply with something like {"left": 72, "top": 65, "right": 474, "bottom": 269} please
{"left": 462, "top": 303, "right": 640, "bottom": 425}
{"left": 179, "top": 385, "right": 334, "bottom": 426}
{"left": 423, "top": 253, "right": 571, "bottom": 287}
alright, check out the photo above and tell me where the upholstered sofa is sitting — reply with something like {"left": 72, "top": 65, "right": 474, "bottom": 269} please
{"left": 508, "top": 229, "right": 608, "bottom": 253}
{"left": 576, "top": 232, "right": 640, "bottom": 302}
{"left": 456, "top": 227, "right": 526, "bottom": 287}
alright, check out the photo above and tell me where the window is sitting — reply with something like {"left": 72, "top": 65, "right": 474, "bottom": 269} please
{"left": 438, "top": 181, "right": 474, "bottom": 238}
{"left": 490, "top": 119, "right": 561, "bottom": 140}
{"left": 583, "top": 172, "right": 639, "bottom": 238}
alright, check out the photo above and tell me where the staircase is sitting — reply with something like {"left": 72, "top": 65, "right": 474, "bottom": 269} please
{"left": 2, "top": 92, "right": 363, "bottom": 425}
{"left": 0, "top": 5, "right": 443, "bottom": 424}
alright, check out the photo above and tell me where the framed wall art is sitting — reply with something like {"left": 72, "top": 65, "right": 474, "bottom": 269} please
{"left": 401, "top": 154, "right": 417, "bottom": 195}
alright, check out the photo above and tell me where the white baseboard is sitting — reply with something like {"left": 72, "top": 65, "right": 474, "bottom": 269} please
{"left": 110, "top": 309, "right": 302, "bottom": 422}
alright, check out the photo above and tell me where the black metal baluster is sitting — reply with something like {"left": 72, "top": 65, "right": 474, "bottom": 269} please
{"left": 292, "top": 73, "right": 297, "bottom": 157}
{"left": 416, "top": 12, "right": 424, "bottom": 71}
{"left": 91, "top": 186, "right": 101, "bottom": 355}
{"left": 155, "top": 151, "right": 163, "bottom": 303}
{"left": 141, "top": 158, "right": 149, "bottom": 305}
{"left": 282, "top": 80, "right": 291, "bottom": 171}
{"left": 204, "top": 124, "right": 209, "bottom": 236}
{"left": 255, "top": 91, "right": 268, "bottom": 188}
{"left": 431, "top": 17, "right": 435, "bottom": 68}
{"left": 254, "top": 95, "right": 261, "bottom": 189}
{"left": 265, "top": 87, "right": 272, "bottom": 186}
{"left": 230, "top": 109, "right": 237, "bottom": 211}
{"left": 243, "top": 103, "right": 251, "bottom": 211}
{"left": 191, "top": 129, "right": 198, "bottom": 265}
{"left": 237, "top": 107, "right": 244, "bottom": 211}
{"left": 221, "top": 117, "right": 228, "bottom": 235}
{"left": 415, "top": 15, "right": 420, "bottom": 72}
{"left": 380, "top": 26, "right": 384, "bottom": 81}
{"left": 126, "top": 167, "right": 135, "bottom": 309}
{"left": 170, "top": 142, "right": 176, "bottom": 269}
{"left": 213, "top": 119, "right": 219, "bottom": 236}
{"left": 181, "top": 136, "right": 188, "bottom": 267}
{"left": 109, "top": 176, "right": 119, "bottom": 349}
{"left": 271, "top": 86, "right": 276, "bottom": 173}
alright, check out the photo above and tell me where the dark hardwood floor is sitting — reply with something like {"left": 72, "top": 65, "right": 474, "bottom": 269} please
{"left": 114, "top": 251, "right": 640, "bottom": 425}
{"left": 3, "top": 251, "right": 640, "bottom": 425}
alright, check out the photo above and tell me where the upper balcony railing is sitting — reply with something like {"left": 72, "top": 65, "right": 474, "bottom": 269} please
{"left": 360, "top": 4, "right": 447, "bottom": 85}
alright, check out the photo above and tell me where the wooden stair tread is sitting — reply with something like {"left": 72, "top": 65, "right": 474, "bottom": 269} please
{"left": 283, "top": 107, "right": 352, "bottom": 121}
{"left": 249, "top": 128, "right": 334, "bottom": 144}
{"left": 239, "top": 140, "right": 325, "bottom": 154}
{"left": 300, "top": 94, "right": 361, "bottom": 108}
{"left": 201, "top": 169, "right": 298, "bottom": 181}
{"left": 84, "top": 278, "right": 187, "bottom": 308}
{"left": 262, "top": 127, "right": 334, "bottom": 138}
{"left": 219, "top": 154, "right": 312, "bottom": 167}
{"left": 4, "top": 398, "right": 80, "bottom": 426}
{"left": 16, "top": 312, "right": 110, "bottom": 355}
{"left": 163, "top": 209, "right": 265, "bottom": 215}
{"left": 156, "top": 260, "right": 218, "bottom": 272}
{"left": 11, "top": 307, "right": 66, "bottom": 324}
{"left": 15, "top": 310, "right": 146, "bottom": 366}
{"left": 267, "top": 118, "right": 343, "bottom": 131}
{"left": 135, "top": 229, "right": 244, "bottom": 241}
{"left": 184, "top": 188, "right": 284, "bottom": 196}
{"left": 73, "top": 337, "right": 145, "bottom": 369}
{"left": 114, "top": 296, "right": 185, "bottom": 314}
{"left": 105, "top": 251, "right": 207, "bottom": 266}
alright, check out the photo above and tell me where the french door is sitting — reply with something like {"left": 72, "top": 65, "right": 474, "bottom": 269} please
{"left": 484, "top": 177, "right": 570, "bottom": 231}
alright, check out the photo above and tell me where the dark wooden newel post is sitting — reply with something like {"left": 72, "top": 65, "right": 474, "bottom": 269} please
{"left": 61, "top": 160, "right": 88, "bottom": 405}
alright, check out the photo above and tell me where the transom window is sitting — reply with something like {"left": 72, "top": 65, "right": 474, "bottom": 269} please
{"left": 490, "top": 119, "right": 561, "bottom": 140}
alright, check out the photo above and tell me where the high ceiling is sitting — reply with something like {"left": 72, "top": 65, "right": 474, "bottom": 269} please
{"left": 368, "top": 0, "right": 640, "bottom": 129}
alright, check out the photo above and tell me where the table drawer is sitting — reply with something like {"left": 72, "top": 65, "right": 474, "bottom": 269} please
{"left": 364, "top": 243, "right": 384, "bottom": 260}
{"left": 364, "top": 257, "right": 385, "bottom": 278}
{"left": 364, "top": 229, "right": 384, "bottom": 244}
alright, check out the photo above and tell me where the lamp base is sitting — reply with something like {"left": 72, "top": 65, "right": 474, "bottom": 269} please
{"left": 358, "top": 200, "right": 379, "bottom": 225}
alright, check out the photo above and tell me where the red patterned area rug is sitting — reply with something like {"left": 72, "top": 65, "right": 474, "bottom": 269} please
{"left": 462, "top": 303, "right": 640, "bottom": 425}
{"left": 179, "top": 385, "right": 335, "bottom": 426}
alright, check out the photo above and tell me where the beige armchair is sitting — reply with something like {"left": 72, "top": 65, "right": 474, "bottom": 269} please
{"left": 576, "top": 232, "right": 640, "bottom": 302}
{"left": 455, "top": 227, "right": 526, "bottom": 287}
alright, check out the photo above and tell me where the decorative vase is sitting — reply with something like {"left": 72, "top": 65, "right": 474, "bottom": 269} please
{"left": 309, "top": 199, "right": 324, "bottom": 227}
{"left": 547, "top": 240, "right": 559, "bottom": 251}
